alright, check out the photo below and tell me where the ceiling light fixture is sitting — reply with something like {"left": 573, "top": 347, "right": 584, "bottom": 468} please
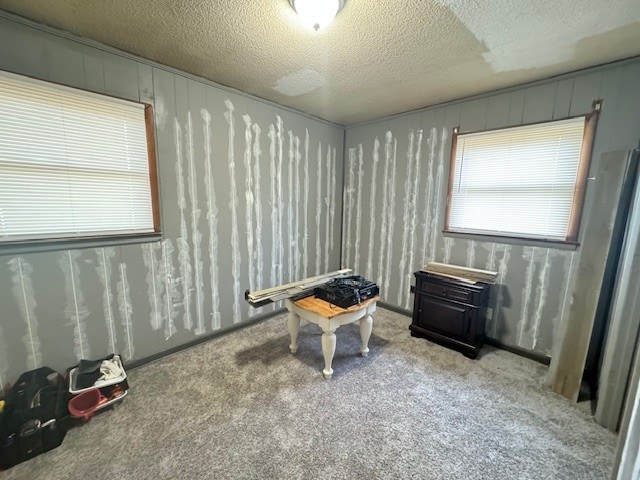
{"left": 289, "top": 0, "right": 345, "bottom": 31}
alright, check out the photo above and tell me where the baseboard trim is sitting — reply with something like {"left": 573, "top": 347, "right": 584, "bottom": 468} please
{"left": 378, "top": 301, "right": 551, "bottom": 365}
{"left": 378, "top": 301, "right": 413, "bottom": 317}
{"left": 125, "top": 302, "right": 551, "bottom": 370}
{"left": 484, "top": 338, "right": 551, "bottom": 365}
{"left": 125, "top": 307, "right": 287, "bottom": 371}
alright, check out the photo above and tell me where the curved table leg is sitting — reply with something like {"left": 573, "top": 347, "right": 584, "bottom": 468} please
{"left": 288, "top": 312, "right": 300, "bottom": 354}
{"left": 360, "top": 314, "right": 373, "bottom": 357}
{"left": 321, "top": 329, "right": 337, "bottom": 378}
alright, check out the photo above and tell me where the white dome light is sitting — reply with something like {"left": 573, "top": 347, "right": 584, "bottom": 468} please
{"left": 289, "top": 0, "right": 345, "bottom": 31}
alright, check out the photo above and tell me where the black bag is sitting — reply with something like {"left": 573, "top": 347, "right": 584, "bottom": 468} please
{"left": 0, "top": 367, "right": 70, "bottom": 469}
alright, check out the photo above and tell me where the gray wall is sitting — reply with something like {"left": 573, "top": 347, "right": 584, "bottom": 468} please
{"left": 343, "top": 59, "right": 640, "bottom": 358}
{"left": 0, "top": 16, "right": 344, "bottom": 392}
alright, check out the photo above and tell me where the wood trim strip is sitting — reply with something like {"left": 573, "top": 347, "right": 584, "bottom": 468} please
{"left": 444, "top": 128, "right": 459, "bottom": 232}
{"left": 144, "top": 104, "right": 161, "bottom": 233}
{"left": 566, "top": 101, "right": 601, "bottom": 241}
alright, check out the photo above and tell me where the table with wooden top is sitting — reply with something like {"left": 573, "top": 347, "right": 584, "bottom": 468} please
{"left": 284, "top": 296, "right": 379, "bottom": 378}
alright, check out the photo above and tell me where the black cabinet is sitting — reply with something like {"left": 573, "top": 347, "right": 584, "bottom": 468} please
{"left": 410, "top": 271, "right": 490, "bottom": 358}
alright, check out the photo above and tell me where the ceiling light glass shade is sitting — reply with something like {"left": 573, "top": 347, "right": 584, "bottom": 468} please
{"left": 290, "top": 0, "right": 344, "bottom": 31}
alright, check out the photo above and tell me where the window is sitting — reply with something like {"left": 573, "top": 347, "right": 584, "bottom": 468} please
{"left": 0, "top": 70, "right": 160, "bottom": 245}
{"left": 445, "top": 110, "right": 599, "bottom": 243}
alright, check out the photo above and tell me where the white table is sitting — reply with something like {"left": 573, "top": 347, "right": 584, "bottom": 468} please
{"left": 284, "top": 296, "right": 378, "bottom": 378}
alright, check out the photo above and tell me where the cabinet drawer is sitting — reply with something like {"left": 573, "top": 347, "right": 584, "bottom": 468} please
{"left": 419, "top": 281, "right": 475, "bottom": 304}
{"left": 417, "top": 296, "right": 469, "bottom": 340}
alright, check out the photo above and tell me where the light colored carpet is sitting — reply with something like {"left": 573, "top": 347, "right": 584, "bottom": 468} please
{"left": 2, "top": 308, "right": 616, "bottom": 479}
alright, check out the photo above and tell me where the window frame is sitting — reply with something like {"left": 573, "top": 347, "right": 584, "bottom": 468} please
{"left": 0, "top": 69, "right": 162, "bottom": 250}
{"left": 443, "top": 104, "right": 600, "bottom": 245}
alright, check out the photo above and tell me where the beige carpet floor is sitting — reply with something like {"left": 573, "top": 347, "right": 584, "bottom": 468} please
{"left": 1, "top": 308, "right": 617, "bottom": 479}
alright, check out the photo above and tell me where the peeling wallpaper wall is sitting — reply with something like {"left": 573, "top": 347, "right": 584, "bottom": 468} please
{"left": 343, "top": 59, "right": 640, "bottom": 357}
{"left": 0, "top": 18, "right": 344, "bottom": 391}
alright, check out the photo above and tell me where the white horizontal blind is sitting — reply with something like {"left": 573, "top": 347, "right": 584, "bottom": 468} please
{"left": 449, "top": 117, "right": 586, "bottom": 240}
{"left": 0, "top": 70, "right": 154, "bottom": 242}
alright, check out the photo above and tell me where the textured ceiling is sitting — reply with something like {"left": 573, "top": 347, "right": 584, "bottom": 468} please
{"left": 0, "top": 0, "right": 639, "bottom": 125}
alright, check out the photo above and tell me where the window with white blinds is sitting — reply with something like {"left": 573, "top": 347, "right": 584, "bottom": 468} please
{"left": 0, "top": 70, "right": 159, "bottom": 243}
{"left": 446, "top": 116, "right": 594, "bottom": 242}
